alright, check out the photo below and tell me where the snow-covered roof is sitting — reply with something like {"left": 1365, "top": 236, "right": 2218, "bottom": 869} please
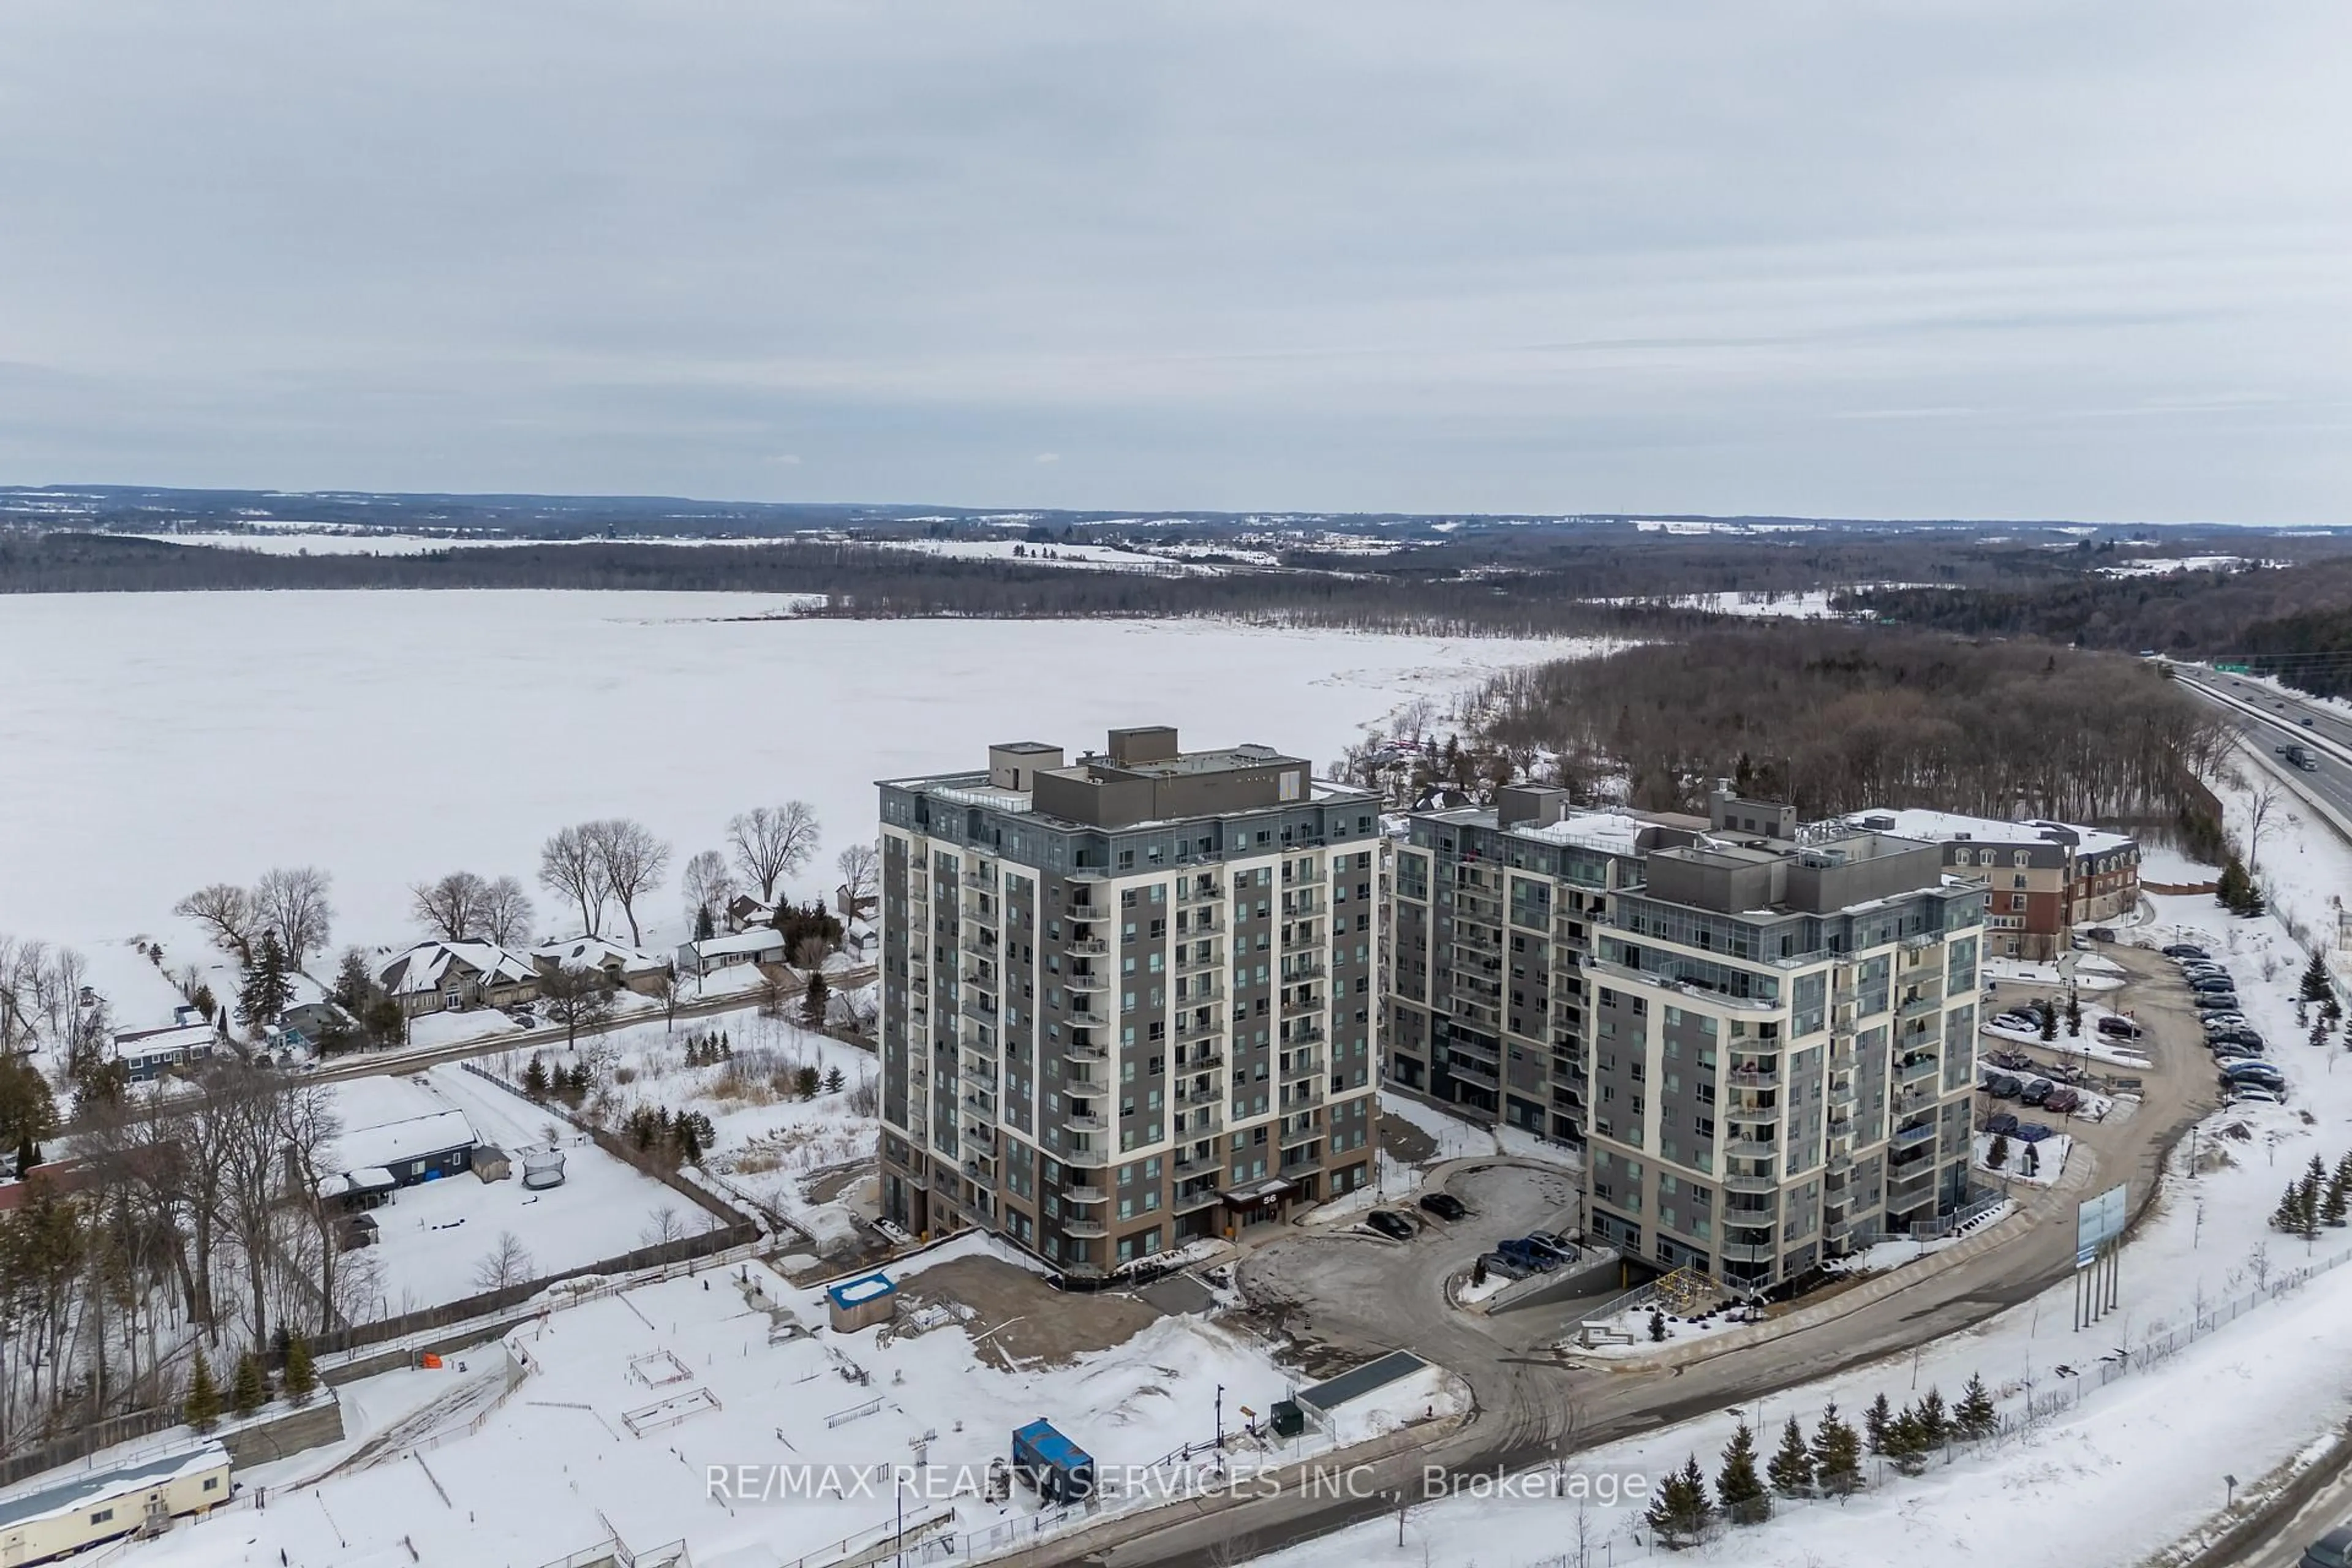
{"left": 110, "top": 1021, "right": 216, "bottom": 1061}
{"left": 330, "top": 1109, "right": 477, "bottom": 1175}
{"left": 530, "top": 935, "right": 666, "bottom": 974}
{"left": 0, "top": 1442, "right": 228, "bottom": 1529}
{"left": 1510, "top": 810, "right": 1654, "bottom": 854}
{"left": 1843, "top": 809, "right": 2137, "bottom": 861}
{"left": 687, "top": 929, "right": 785, "bottom": 959}
{"left": 378, "top": 940, "right": 537, "bottom": 995}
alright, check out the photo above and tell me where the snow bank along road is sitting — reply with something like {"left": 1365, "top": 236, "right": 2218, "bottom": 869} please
{"left": 1043, "top": 944, "right": 2220, "bottom": 1568}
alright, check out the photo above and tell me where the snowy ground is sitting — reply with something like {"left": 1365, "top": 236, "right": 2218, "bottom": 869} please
{"left": 336, "top": 1066, "right": 725, "bottom": 1318}
{"left": 126, "top": 1249, "right": 1458, "bottom": 1568}
{"left": 1973, "top": 1129, "right": 2072, "bottom": 1186}
{"left": 0, "top": 594, "right": 1585, "bottom": 951}
{"left": 489, "top": 1002, "right": 883, "bottom": 1256}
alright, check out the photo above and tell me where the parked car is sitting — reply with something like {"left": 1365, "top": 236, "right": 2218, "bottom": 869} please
{"left": 2013, "top": 1122, "right": 2056, "bottom": 1143}
{"left": 2211, "top": 1045, "right": 2264, "bottom": 1065}
{"left": 2195, "top": 993, "right": 2243, "bottom": 1014}
{"left": 2209, "top": 1029, "right": 2266, "bottom": 1051}
{"left": 1419, "top": 1193, "right": 1469, "bottom": 1221}
{"left": 1365, "top": 1210, "right": 1415, "bottom": 1242}
{"left": 2043, "top": 1088, "right": 2082, "bottom": 1115}
{"left": 2163, "top": 943, "right": 2211, "bottom": 960}
{"left": 1983, "top": 1072, "right": 2022, "bottom": 1099}
{"left": 2220, "top": 1067, "right": 2288, "bottom": 1095}
{"left": 1477, "top": 1251, "right": 1530, "bottom": 1281}
{"left": 2201, "top": 1012, "right": 2250, "bottom": 1032}
{"left": 2188, "top": 973, "right": 2237, "bottom": 991}
{"left": 1525, "top": 1230, "right": 1580, "bottom": 1261}
{"left": 2018, "top": 1078, "right": 2053, "bottom": 1106}
{"left": 2086, "top": 927, "right": 2118, "bottom": 943}
{"left": 1496, "top": 1237, "right": 1559, "bottom": 1272}
{"left": 2095, "top": 1016, "right": 2144, "bottom": 1040}
{"left": 2230, "top": 1085, "right": 2287, "bottom": 1107}
{"left": 1988, "top": 1049, "right": 2037, "bottom": 1071}
{"left": 1983, "top": 1111, "right": 2020, "bottom": 1137}
{"left": 1990, "top": 1011, "right": 2035, "bottom": 1031}
{"left": 2299, "top": 1524, "right": 2352, "bottom": 1568}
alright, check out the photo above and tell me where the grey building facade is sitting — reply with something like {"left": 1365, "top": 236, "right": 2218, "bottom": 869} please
{"left": 1391, "top": 782, "right": 1989, "bottom": 1291}
{"left": 878, "top": 728, "right": 1384, "bottom": 1281}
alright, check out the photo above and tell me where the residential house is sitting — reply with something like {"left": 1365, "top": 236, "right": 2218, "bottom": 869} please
{"left": 376, "top": 941, "right": 540, "bottom": 1018}
{"left": 529, "top": 936, "right": 671, "bottom": 996}
{"left": 676, "top": 927, "right": 786, "bottom": 979}
{"left": 108, "top": 1008, "right": 220, "bottom": 1083}
{"left": 1842, "top": 809, "right": 2141, "bottom": 960}
{"left": 723, "top": 894, "right": 777, "bottom": 934}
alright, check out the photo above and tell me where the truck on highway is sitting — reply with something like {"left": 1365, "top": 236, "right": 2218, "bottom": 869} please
{"left": 2280, "top": 744, "right": 2321, "bottom": 771}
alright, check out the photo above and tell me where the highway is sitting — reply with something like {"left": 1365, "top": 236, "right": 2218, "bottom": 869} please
{"left": 2171, "top": 664, "right": 2352, "bottom": 826}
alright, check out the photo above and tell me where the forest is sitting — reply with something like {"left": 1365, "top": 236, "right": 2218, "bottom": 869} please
{"left": 1348, "top": 628, "right": 2231, "bottom": 835}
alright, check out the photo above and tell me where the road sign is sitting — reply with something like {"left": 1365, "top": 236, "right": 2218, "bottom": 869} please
{"left": 2076, "top": 1183, "right": 2127, "bottom": 1268}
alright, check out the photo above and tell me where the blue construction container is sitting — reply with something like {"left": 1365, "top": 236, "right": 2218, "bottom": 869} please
{"left": 1010, "top": 1419, "right": 1095, "bottom": 1503}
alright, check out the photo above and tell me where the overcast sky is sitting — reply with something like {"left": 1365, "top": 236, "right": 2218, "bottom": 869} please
{"left": 2, "top": 2, "right": 2348, "bottom": 521}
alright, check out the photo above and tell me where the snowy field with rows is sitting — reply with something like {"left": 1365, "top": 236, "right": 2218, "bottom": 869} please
{"left": 0, "top": 592, "right": 1587, "bottom": 950}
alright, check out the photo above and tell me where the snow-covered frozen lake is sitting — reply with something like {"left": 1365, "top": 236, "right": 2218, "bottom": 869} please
{"left": 0, "top": 592, "right": 1583, "bottom": 951}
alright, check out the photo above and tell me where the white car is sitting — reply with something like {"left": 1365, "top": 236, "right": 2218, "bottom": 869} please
{"left": 2228, "top": 1086, "right": 2286, "bottom": 1106}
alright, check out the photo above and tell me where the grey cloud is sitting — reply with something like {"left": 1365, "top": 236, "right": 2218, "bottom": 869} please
{"left": 0, "top": 0, "right": 2346, "bottom": 520}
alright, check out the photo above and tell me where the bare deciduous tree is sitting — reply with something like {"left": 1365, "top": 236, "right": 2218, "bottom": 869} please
{"left": 473, "top": 1231, "right": 535, "bottom": 1292}
{"left": 728, "top": 803, "right": 820, "bottom": 903}
{"left": 273, "top": 1079, "right": 345, "bottom": 1333}
{"left": 835, "top": 842, "right": 879, "bottom": 921}
{"left": 175, "top": 884, "right": 259, "bottom": 963}
{"left": 681, "top": 848, "right": 736, "bottom": 929}
{"left": 412, "top": 871, "right": 490, "bottom": 941}
{"left": 254, "top": 866, "right": 334, "bottom": 964}
{"left": 480, "top": 875, "right": 535, "bottom": 946}
{"left": 640, "top": 1205, "right": 685, "bottom": 1250}
{"left": 2245, "top": 776, "right": 2287, "bottom": 877}
{"left": 589, "top": 818, "right": 670, "bottom": 947}
{"left": 539, "top": 963, "right": 616, "bottom": 1050}
{"left": 540, "top": 824, "right": 611, "bottom": 937}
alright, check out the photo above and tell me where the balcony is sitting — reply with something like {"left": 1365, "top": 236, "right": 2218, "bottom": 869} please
{"left": 1177, "top": 948, "right": 1219, "bottom": 974}
{"left": 1725, "top": 1137, "right": 1777, "bottom": 1158}
{"left": 1174, "top": 1016, "right": 1221, "bottom": 1041}
{"left": 1891, "top": 1120, "right": 1937, "bottom": 1149}
{"left": 1066, "top": 971, "right": 1107, "bottom": 992}
{"left": 1063, "top": 1041, "right": 1107, "bottom": 1065}
{"left": 1897, "top": 1054, "right": 1941, "bottom": 1085}
{"left": 961, "top": 998, "right": 998, "bottom": 1026}
{"left": 1899, "top": 993, "right": 1944, "bottom": 1021}
{"left": 1174, "top": 1183, "right": 1224, "bottom": 1214}
{"left": 1283, "top": 1023, "right": 1327, "bottom": 1048}
{"left": 1067, "top": 1008, "right": 1107, "bottom": 1029}
{"left": 1178, "top": 1109, "right": 1223, "bottom": 1137}
{"left": 1174, "top": 1082, "right": 1220, "bottom": 1107}
{"left": 1176, "top": 911, "right": 1224, "bottom": 936}
{"left": 1723, "top": 1171, "right": 1779, "bottom": 1194}
{"left": 1718, "top": 1241, "right": 1778, "bottom": 1265}
{"left": 1063, "top": 1112, "right": 1106, "bottom": 1134}
{"left": 1173, "top": 1150, "right": 1218, "bottom": 1174}
{"left": 1066, "top": 937, "right": 1109, "bottom": 957}
{"left": 1281, "top": 959, "right": 1329, "bottom": 984}
{"left": 1177, "top": 1047, "right": 1226, "bottom": 1071}
{"left": 1283, "top": 1084, "right": 1325, "bottom": 1112}
{"left": 1728, "top": 1068, "right": 1781, "bottom": 1090}
{"left": 1062, "top": 1218, "right": 1107, "bottom": 1239}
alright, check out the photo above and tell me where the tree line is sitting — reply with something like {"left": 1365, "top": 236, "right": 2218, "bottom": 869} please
{"left": 1441, "top": 627, "right": 2228, "bottom": 826}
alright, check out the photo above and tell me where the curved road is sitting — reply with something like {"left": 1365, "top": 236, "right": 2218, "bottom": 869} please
{"left": 1058, "top": 945, "right": 2217, "bottom": 1568}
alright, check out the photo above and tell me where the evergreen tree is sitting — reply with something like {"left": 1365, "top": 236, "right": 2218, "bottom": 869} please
{"left": 237, "top": 930, "right": 294, "bottom": 1030}
{"left": 231, "top": 1349, "right": 268, "bottom": 1417}
{"left": 1812, "top": 1404, "right": 1863, "bottom": 1497}
{"left": 802, "top": 969, "right": 831, "bottom": 1030}
{"left": 1887, "top": 1406, "right": 1931, "bottom": 1476}
{"left": 1987, "top": 1132, "right": 2010, "bottom": 1170}
{"left": 1918, "top": 1387, "right": 1950, "bottom": 1447}
{"left": 2217, "top": 858, "right": 2251, "bottom": 913}
{"left": 1648, "top": 1306, "right": 1668, "bottom": 1343}
{"left": 2315, "top": 1017, "right": 2332, "bottom": 1052}
{"left": 1715, "top": 1420, "right": 1770, "bottom": 1525}
{"left": 694, "top": 904, "right": 716, "bottom": 942}
{"left": 282, "top": 1335, "right": 318, "bottom": 1403}
{"left": 1864, "top": 1392, "right": 1893, "bottom": 1456}
{"left": 1643, "top": 1455, "right": 1716, "bottom": 1548}
{"left": 2301, "top": 1156, "right": 2327, "bottom": 1237}
{"left": 822, "top": 1065, "right": 845, "bottom": 1094}
{"left": 2038, "top": 1000, "right": 2057, "bottom": 1042}
{"left": 1766, "top": 1415, "right": 1815, "bottom": 1498}
{"left": 2273, "top": 1181, "right": 2310, "bottom": 1235}
{"left": 333, "top": 946, "right": 375, "bottom": 1012}
{"left": 2326, "top": 1173, "right": 2350, "bottom": 1229}
{"left": 1954, "top": 1374, "right": 1997, "bottom": 1441}
{"left": 522, "top": 1054, "right": 550, "bottom": 1098}
{"left": 13, "top": 1134, "right": 37, "bottom": 1178}
{"left": 184, "top": 1352, "right": 221, "bottom": 1433}
{"left": 2304, "top": 951, "right": 2335, "bottom": 1005}
{"left": 190, "top": 982, "right": 217, "bottom": 1020}
{"left": 2064, "top": 992, "right": 2082, "bottom": 1038}
{"left": 796, "top": 1065, "right": 822, "bottom": 1099}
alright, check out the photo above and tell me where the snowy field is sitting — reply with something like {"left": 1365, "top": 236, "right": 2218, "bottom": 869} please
{"left": 0, "top": 593, "right": 1583, "bottom": 950}
{"left": 127, "top": 1245, "right": 1460, "bottom": 1568}
{"left": 337, "top": 1066, "right": 724, "bottom": 1317}
{"left": 1588, "top": 584, "right": 1932, "bottom": 619}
